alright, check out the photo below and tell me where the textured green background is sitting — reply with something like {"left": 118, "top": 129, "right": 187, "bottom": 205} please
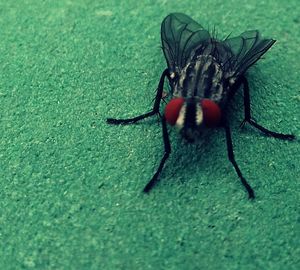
{"left": 0, "top": 0, "right": 299, "bottom": 269}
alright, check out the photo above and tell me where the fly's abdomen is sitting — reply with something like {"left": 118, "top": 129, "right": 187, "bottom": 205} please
{"left": 174, "top": 55, "right": 226, "bottom": 104}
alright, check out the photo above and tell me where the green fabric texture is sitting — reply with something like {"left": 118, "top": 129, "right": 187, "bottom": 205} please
{"left": 0, "top": 1, "right": 299, "bottom": 269}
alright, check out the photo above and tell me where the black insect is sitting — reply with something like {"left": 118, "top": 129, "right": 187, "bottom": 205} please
{"left": 107, "top": 13, "right": 295, "bottom": 198}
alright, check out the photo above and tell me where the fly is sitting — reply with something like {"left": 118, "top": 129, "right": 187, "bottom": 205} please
{"left": 107, "top": 13, "right": 295, "bottom": 199}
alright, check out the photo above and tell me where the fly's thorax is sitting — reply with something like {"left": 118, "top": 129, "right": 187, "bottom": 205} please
{"left": 164, "top": 97, "right": 222, "bottom": 142}
{"left": 173, "top": 55, "right": 226, "bottom": 105}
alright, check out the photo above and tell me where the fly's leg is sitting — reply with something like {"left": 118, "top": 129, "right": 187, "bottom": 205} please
{"left": 240, "top": 77, "right": 295, "bottom": 140}
{"left": 143, "top": 116, "right": 171, "bottom": 193}
{"left": 224, "top": 121, "right": 255, "bottom": 199}
{"left": 107, "top": 69, "right": 169, "bottom": 125}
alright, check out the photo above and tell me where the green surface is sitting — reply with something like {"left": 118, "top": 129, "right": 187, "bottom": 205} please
{"left": 0, "top": 0, "right": 299, "bottom": 269}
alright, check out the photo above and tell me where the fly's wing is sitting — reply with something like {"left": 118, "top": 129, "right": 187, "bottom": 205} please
{"left": 223, "top": 30, "right": 275, "bottom": 76}
{"left": 161, "top": 13, "right": 211, "bottom": 72}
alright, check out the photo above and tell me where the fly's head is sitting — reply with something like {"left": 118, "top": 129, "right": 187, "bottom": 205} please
{"left": 164, "top": 97, "right": 222, "bottom": 142}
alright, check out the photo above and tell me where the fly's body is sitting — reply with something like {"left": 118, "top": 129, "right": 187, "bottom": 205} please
{"left": 174, "top": 55, "right": 225, "bottom": 102}
{"left": 107, "top": 13, "right": 295, "bottom": 199}
{"left": 171, "top": 54, "right": 227, "bottom": 139}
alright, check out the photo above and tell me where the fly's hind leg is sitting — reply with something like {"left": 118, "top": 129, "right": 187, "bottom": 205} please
{"left": 107, "top": 69, "right": 169, "bottom": 125}
{"left": 240, "top": 76, "right": 295, "bottom": 140}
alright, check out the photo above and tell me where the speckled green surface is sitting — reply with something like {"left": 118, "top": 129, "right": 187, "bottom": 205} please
{"left": 0, "top": 1, "right": 299, "bottom": 269}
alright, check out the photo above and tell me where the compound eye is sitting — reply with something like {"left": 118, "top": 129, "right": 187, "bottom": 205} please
{"left": 164, "top": 98, "right": 185, "bottom": 125}
{"left": 201, "top": 99, "right": 221, "bottom": 127}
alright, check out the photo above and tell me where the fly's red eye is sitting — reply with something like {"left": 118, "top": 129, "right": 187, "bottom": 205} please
{"left": 201, "top": 99, "right": 221, "bottom": 127}
{"left": 164, "top": 98, "right": 185, "bottom": 125}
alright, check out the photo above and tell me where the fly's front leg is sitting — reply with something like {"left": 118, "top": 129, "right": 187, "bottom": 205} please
{"left": 240, "top": 76, "right": 295, "bottom": 140}
{"left": 107, "top": 69, "right": 170, "bottom": 125}
{"left": 223, "top": 120, "right": 255, "bottom": 199}
{"left": 143, "top": 116, "right": 171, "bottom": 193}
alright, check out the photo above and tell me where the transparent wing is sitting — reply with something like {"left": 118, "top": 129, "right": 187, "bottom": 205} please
{"left": 223, "top": 30, "right": 276, "bottom": 75}
{"left": 161, "top": 13, "right": 211, "bottom": 71}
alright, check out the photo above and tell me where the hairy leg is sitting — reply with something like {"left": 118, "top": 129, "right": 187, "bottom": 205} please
{"left": 107, "top": 69, "right": 169, "bottom": 125}
{"left": 240, "top": 76, "right": 295, "bottom": 140}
